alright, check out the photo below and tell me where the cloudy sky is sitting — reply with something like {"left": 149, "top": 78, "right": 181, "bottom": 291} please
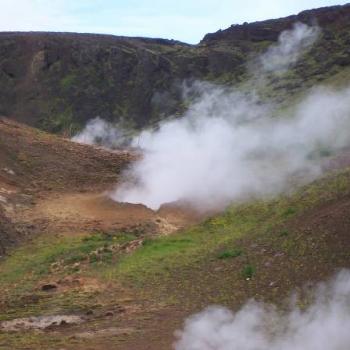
{"left": 1, "top": 0, "right": 348, "bottom": 43}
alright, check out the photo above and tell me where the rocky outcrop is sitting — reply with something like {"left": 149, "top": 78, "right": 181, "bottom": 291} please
{"left": 201, "top": 4, "right": 350, "bottom": 44}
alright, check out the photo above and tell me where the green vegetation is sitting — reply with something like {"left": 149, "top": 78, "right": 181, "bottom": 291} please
{"left": 0, "top": 232, "right": 135, "bottom": 293}
{"left": 218, "top": 249, "right": 243, "bottom": 259}
{"left": 242, "top": 265, "right": 255, "bottom": 279}
{"left": 110, "top": 168, "right": 350, "bottom": 283}
{"left": 279, "top": 229, "right": 289, "bottom": 237}
{"left": 1, "top": 167, "right": 350, "bottom": 326}
{"left": 40, "top": 109, "right": 81, "bottom": 135}
{"left": 60, "top": 73, "right": 77, "bottom": 91}
{"left": 0, "top": 332, "right": 75, "bottom": 350}
{"left": 282, "top": 207, "right": 297, "bottom": 217}
{"left": 2, "top": 168, "right": 349, "bottom": 293}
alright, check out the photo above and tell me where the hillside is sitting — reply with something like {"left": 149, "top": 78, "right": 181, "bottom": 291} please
{"left": 0, "top": 117, "right": 131, "bottom": 253}
{"left": 1, "top": 4, "right": 350, "bottom": 133}
{"left": 0, "top": 117, "right": 200, "bottom": 253}
{"left": 0, "top": 117, "right": 350, "bottom": 349}
{"left": 1, "top": 3, "right": 350, "bottom": 350}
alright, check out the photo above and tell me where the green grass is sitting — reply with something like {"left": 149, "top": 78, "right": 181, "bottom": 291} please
{"left": 1, "top": 167, "right": 349, "bottom": 319}
{"left": 2, "top": 168, "right": 349, "bottom": 292}
{"left": 0, "top": 331, "right": 73, "bottom": 349}
{"left": 0, "top": 232, "right": 135, "bottom": 293}
{"left": 242, "top": 264, "right": 255, "bottom": 279}
{"left": 60, "top": 73, "right": 77, "bottom": 91}
{"left": 103, "top": 202, "right": 289, "bottom": 282}
{"left": 282, "top": 207, "right": 297, "bottom": 217}
{"left": 218, "top": 249, "right": 243, "bottom": 259}
{"left": 0, "top": 231, "right": 138, "bottom": 321}
{"left": 103, "top": 167, "right": 350, "bottom": 283}
{"left": 279, "top": 229, "right": 289, "bottom": 237}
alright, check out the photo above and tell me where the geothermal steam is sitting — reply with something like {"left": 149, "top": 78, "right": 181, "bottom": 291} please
{"left": 76, "top": 23, "right": 350, "bottom": 211}
{"left": 174, "top": 270, "right": 350, "bottom": 350}
{"left": 113, "top": 83, "right": 350, "bottom": 210}
{"left": 260, "top": 22, "right": 320, "bottom": 72}
{"left": 111, "top": 22, "right": 350, "bottom": 210}
{"left": 72, "top": 117, "right": 126, "bottom": 149}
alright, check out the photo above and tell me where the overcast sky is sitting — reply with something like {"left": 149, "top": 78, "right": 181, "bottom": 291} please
{"left": 1, "top": 0, "right": 349, "bottom": 43}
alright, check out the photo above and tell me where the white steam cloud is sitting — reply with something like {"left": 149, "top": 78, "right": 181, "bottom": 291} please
{"left": 68, "top": 23, "right": 338, "bottom": 211}
{"left": 260, "top": 22, "right": 320, "bottom": 72}
{"left": 72, "top": 117, "right": 127, "bottom": 149}
{"left": 110, "top": 23, "right": 331, "bottom": 210}
{"left": 174, "top": 270, "right": 350, "bottom": 350}
{"left": 112, "top": 84, "right": 350, "bottom": 211}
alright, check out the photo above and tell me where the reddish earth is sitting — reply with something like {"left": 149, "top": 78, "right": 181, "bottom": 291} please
{"left": 0, "top": 117, "right": 202, "bottom": 247}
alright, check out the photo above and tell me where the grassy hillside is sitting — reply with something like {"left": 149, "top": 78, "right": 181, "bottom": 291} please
{"left": 1, "top": 161, "right": 350, "bottom": 349}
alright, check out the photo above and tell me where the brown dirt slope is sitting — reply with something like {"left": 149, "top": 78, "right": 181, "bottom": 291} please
{"left": 0, "top": 117, "right": 134, "bottom": 194}
{"left": 0, "top": 116, "right": 135, "bottom": 253}
{"left": 0, "top": 117, "right": 199, "bottom": 256}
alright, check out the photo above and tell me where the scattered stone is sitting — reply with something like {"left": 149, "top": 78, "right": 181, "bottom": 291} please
{"left": 105, "top": 311, "right": 114, "bottom": 317}
{"left": 72, "top": 262, "right": 81, "bottom": 269}
{"left": 3, "top": 168, "right": 15, "bottom": 175}
{"left": 41, "top": 283, "right": 58, "bottom": 291}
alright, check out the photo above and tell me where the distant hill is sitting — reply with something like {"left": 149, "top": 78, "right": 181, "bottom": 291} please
{"left": 0, "top": 4, "right": 350, "bottom": 134}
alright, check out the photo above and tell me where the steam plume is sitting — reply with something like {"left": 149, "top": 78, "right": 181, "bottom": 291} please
{"left": 174, "top": 270, "right": 350, "bottom": 350}
{"left": 72, "top": 117, "right": 128, "bottom": 149}
{"left": 112, "top": 84, "right": 350, "bottom": 211}
{"left": 260, "top": 22, "right": 320, "bottom": 72}
{"left": 110, "top": 23, "right": 332, "bottom": 210}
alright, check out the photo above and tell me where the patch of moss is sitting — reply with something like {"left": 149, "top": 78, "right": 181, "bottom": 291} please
{"left": 218, "top": 249, "right": 243, "bottom": 259}
{"left": 60, "top": 73, "right": 77, "bottom": 91}
{"left": 242, "top": 264, "right": 255, "bottom": 279}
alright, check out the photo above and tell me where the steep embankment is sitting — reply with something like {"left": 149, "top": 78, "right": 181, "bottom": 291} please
{"left": 1, "top": 4, "right": 350, "bottom": 133}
